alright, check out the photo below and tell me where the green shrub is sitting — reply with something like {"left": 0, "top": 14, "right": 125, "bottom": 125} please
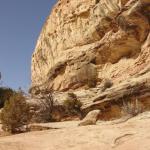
{"left": 0, "top": 93, "right": 30, "bottom": 133}
{"left": 101, "top": 79, "right": 113, "bottom": 92}
{"left": 0, "top": 87, "right": 15, "bottom": 108}
{"left": 63, "top": 94, "right": 83, "bottom": 116}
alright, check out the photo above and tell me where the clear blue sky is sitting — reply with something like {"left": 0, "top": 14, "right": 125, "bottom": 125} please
{"left": 0, "top": 0, "right": 56, "bottom": 91}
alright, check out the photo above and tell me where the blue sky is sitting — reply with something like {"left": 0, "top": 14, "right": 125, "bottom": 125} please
{"left": 0, "top": 0, "right": 56, "bottom": 91}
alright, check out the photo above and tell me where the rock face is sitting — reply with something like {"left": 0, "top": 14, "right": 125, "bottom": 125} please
{"left": 30, "top": 0, "right": 150, "bottom": 121}
{"left": 31, "top": 0, "right": 150, "bottom": 94}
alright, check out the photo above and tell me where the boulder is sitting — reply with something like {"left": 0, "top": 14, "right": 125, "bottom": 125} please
{"left": 78, "top": 109, "right": 101, "bottom": 126}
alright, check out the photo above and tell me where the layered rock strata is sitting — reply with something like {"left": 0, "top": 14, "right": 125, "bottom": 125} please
{"left": 30, "top": 0, "right": 150, "bottom": 120}
{"left": 31, "top": 0, "right": 150, "bottom": 94}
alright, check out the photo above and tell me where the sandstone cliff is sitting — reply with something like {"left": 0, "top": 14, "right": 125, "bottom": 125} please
{"left": 30, "top": 0, "right": 150, "bottom": 120}
{"left": 31, "top": 0, "right": 150, "bottom": 94}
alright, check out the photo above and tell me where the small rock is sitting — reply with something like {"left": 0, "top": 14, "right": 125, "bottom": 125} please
{"left": 78, "top": 110, "right": 101, "bottom": 126}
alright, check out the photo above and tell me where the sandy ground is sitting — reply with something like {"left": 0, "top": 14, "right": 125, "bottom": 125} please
{"left": 0, "top": 112, "right": 150, "bottom": 150}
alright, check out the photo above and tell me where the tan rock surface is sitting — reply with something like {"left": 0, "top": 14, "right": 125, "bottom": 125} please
{"left": 28, "top": 0, "right": 150, "bottom": 132}
{"left": 78, "top": 109, "right": 100, "bottom": 126}
{"left": 30, "top": 0, "right": 150, "bottom": 94}
{"left": 0, "top": 112, "right": 150, "bottom": 150}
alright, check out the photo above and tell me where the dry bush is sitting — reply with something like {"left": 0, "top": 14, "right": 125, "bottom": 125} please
{"left": 0, "top": 87, "right": 15, "bottom": 108}
{"left": 122, "top": 98, "right": 143, "bottom": 117}
{"left": 101, "top": 78, "right": 113, "bottom": 92}
{"left": 37, "top": 93, "right": 54, "bottom": 122}
{"left": 0, "top": 93, "right": 30, "bottom": 133}
{"left": 104, "top": 79, "right": 113, "bottom": 88}
{"left": 63, "top": 93, "right": 83, "bottom": 116}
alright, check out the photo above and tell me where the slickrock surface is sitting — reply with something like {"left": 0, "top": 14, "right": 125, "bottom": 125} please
{"left": 0, "top": 112, "right": 150, "bottom": 150}
{"left": 30, "top": 0, "right": 150, "bottom": 94}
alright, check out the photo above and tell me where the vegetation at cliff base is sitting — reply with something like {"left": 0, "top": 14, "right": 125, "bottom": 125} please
{"left": 0, "top": 87, "right": 15, "bottom": 108}
{"left": 63, "top": 93, "right": 83, "bottom": 116}
{"left": 0, "top": 92, "right": 30, "bottom": 133}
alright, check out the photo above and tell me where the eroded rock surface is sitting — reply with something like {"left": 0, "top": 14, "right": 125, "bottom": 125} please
{"left": 30, "top": 0, "right": 150, "bottom": 94}
{"left": 29, "top": 0, "right": 150, "bottom": 122}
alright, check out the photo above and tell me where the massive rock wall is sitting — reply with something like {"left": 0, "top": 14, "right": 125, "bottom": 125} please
{"left": 30, "top": 0, "right": 150, "bottom": 94}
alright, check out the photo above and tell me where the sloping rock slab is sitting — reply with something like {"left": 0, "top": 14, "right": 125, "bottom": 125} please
{"left": 0, "top": 112, "right": 150, "bottom": 150}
